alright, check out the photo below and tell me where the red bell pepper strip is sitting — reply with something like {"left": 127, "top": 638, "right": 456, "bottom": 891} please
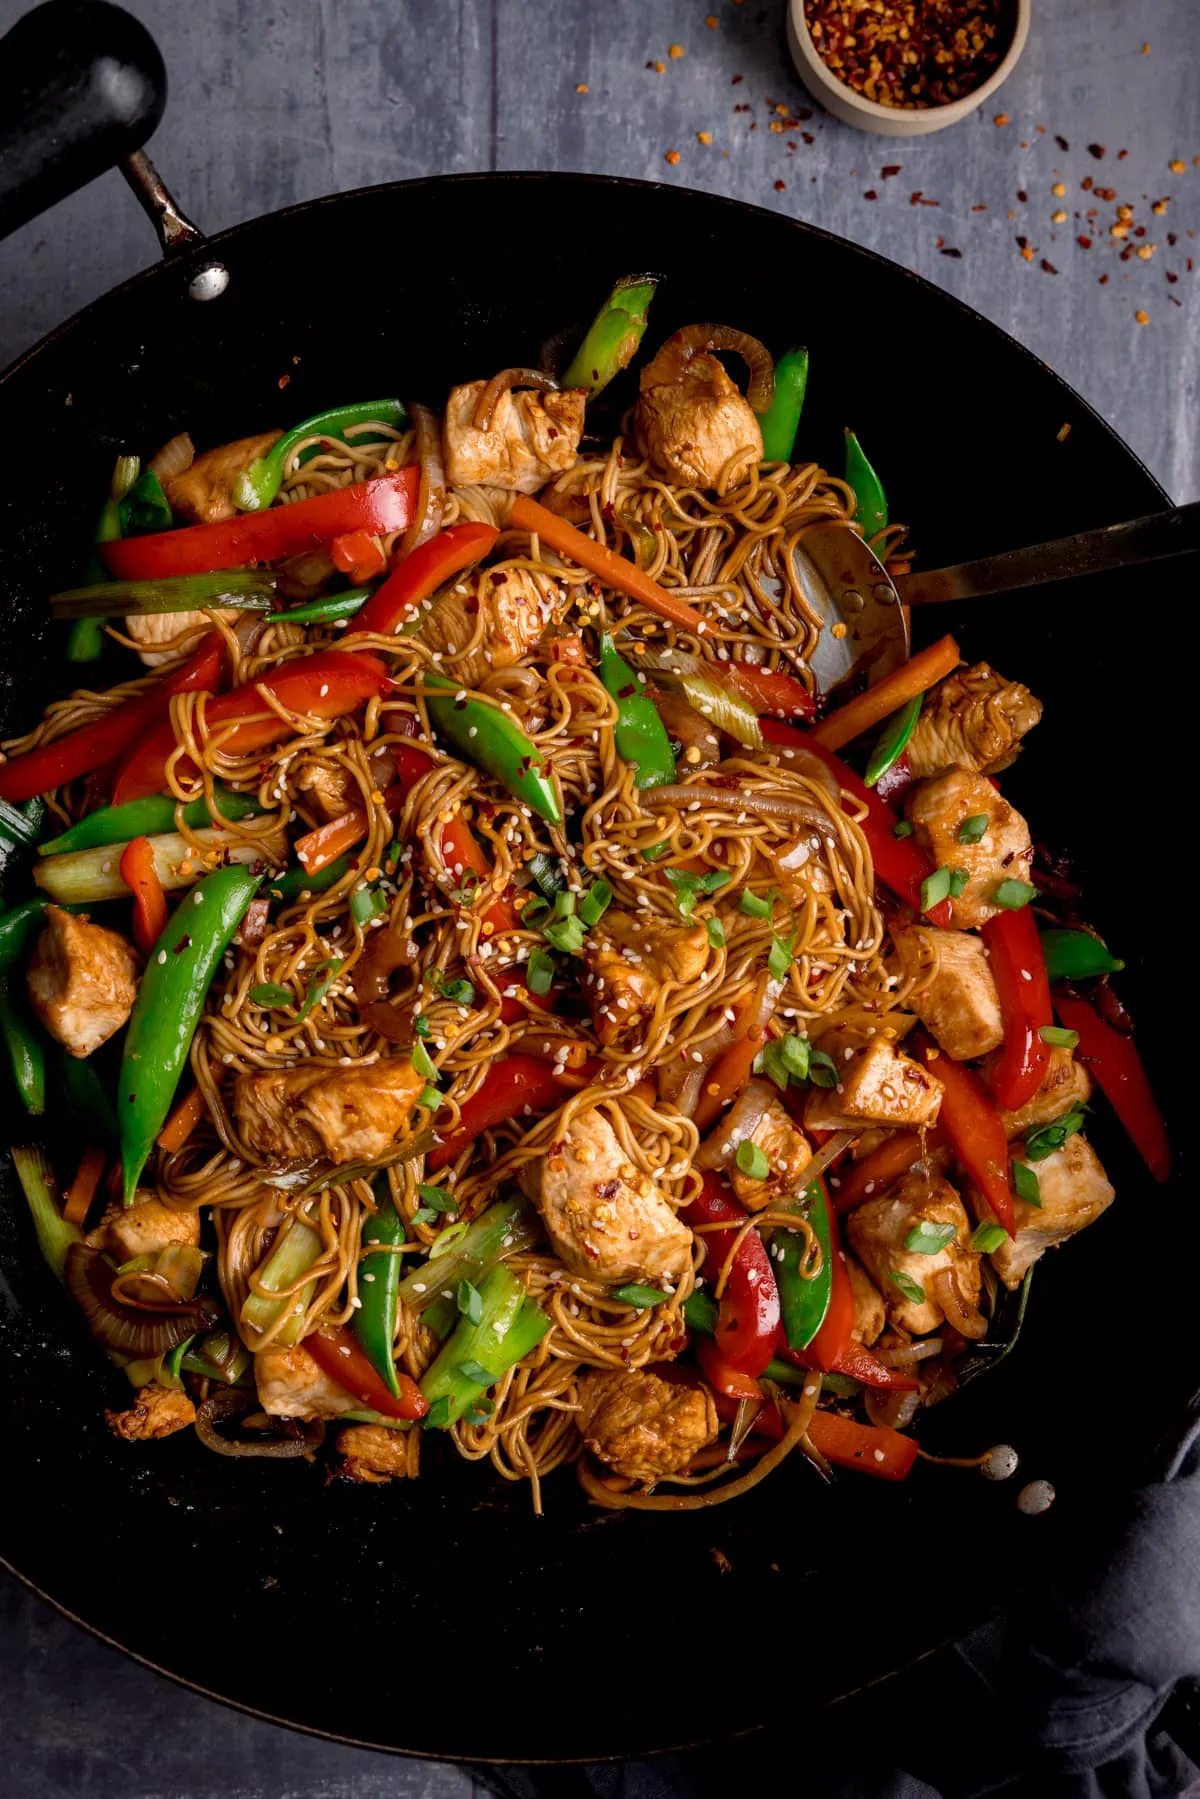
{"left": 693, "top": 1008, "right": 767, "bottom": 1134}
{"left": 684, "top": 1172, "right": 781, "bottom": 1378}
{"left": 495, "top": 964, "right": 560, "bottom": 1023}
{"left": 1054, "top": 995, "right": 1171, "bottom": 1183}
{"left": 779, "top": 1335, "right": 920, "bottom": 1392}
{"left": 303, "top": 1324, "right": 428, "bottom": 1421}
{"left": 427, "top": 1053, "right": 579, "bottom": 1170}
{"left": 354, "top": 522, "right": 499, "bottom": 637}
{"left": 111, "top": 650, "right": 391, "bottom": 803}
{"left": 760, "top": 718, "right": 952, "bottom": 926}
{"left": 695, "top": 1336, "right": 766, "bottom": 1399}
{"left": 722, "top": 664, "right": 817, "bottom": 720}
{"left": 385, "top": 740, "right": 518, "bottom": 937}
{"left": 119, "top": 835, "right": 168, "bottom": 954}
{"left": 831, "top": 1131, "right": 924, "bottom": 1212}
{"left": 710, "top": 1386, "right": 918, "bottom": 1478}
{"left": 102, "top": 466, "right": 419, "bottom": 580}
{"left": 983, "top": 906, "right": 1052, "bottom": 1111}
{"left": 911, "top": 1027, "right": 1015, "bottom": 1234}
{"left": 803, "top": 1191, "right": 855, "bottom": 1371}
{"left": 330, "top": 529, "right": 387, "bottom": 584}
{"left": 0, "top": 633, "right": 224, "bottom": 805}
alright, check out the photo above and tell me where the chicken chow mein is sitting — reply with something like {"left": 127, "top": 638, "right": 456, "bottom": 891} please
{"left": 0, "top": 280, "right": 1169, "bottom": 1512}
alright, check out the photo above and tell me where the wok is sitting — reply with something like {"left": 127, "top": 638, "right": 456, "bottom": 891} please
{"left": 0, "top": 0, "right": 1190, "bottom": 1765}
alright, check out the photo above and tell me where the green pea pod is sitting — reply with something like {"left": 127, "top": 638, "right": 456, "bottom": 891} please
{"left": 598, "top": 633, "right": 676, "bottom": 790}
{"left": 562, "top": 275, "right": 658, "bottom": 396}
{"left": 424, "top": 674, "right": 562, "bottom": 826}
{"left": 233, "top": 400, "right": 409, "bottom": 512}
{"left": 266, "top": 586, "right": 371, "bottom": 627}
{"left": 39, "top": 785, "right": 267, "bottom": 857}
{"left": 69, "top": 455, "right": 143, "bottom": 663}
{"left": 0, "top": 977, "right": 46, "bottom": 1114}
{"left": 776, "top": 1180, "right": 832, "bottom": 1351}
{"left": 758, "top": 346, "right": 809, "bottom": 463}
{"left": 844, "top": 429, "right": 888, "bottom": 540}
{"left": 265, "top": 853, "right": 353, "bottom": 907}
{"left": 864, "top": 694, "right": 922, "bottom": 788}
{"left": 354, "top": 1182, "right": 406, "bottom": 1398}
{"left": 118, "top": 865, "right": 260, "bottom": 1202}
{"left": 1039, "top": 927, "right": 1125, "bottom": 983}
{"left": 0, "top": 898, "right": 50, "bottom": 977}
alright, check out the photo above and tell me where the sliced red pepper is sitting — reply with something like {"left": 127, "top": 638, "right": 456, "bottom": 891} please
{"left": 427, "top": 1054, "right": 578, "bottom": 1170}
{"left": 911, "top": 1027, "right": 1015, "bottom": 1234}
{"left": 102, "top": 467, "right": 419, "bottom": 580}
{"left": 119, "top": 835, "right": 168, "bottom": 953}
{"left": 304, "top": 1324, "right": 428, "bottom": 1421}
{"left": 831, "top": 1130, "right": 925, "bottom": 1213}
{"left": 388, "top": 740, "right": 517, "bottom": 937}
{"left": 723, "top": 663, "right": 817, "bottom": 720}
{"left": 354, "top": 522, "right": 499, "bottom": 637}
{"left": 696, "top": 1336, "right": 766, "bottom": 1399}
{"left": 684, "top": 1172, "right": 781, "bottom": 1378}
{"left": 1054, "top": 995, "right": 1170, "bottom": 1184}
{"left": 692, "top": 1008, "right": 767, "bottom": 1134}
{"left": 0, "top": 632, "right": 224, "bottom": 805}
{"left": 804, "top": 1191, "right": 855, "bottom": 1371}
{"left": 780, "top": 1335, "right": 920, "bottom": 1392}
{"left": 759, "top": 718, "right": 952, "bottom": 926}
{"left": 331, "top": 529, "right": 387, "bottom": 584}
{"left": 983, "top": 906, "right": 1052, "bottom": 1111}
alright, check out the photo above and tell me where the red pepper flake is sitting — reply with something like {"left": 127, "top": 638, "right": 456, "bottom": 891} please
{"left": 277, "top": 374, "right": 290, "bottom": 390}
{"left": 665, "top": 149, "right": 681, "bottom": 165}
{"left": 1093, "top": 185, "right": 1116, "bottom": 201}
{"left": 1055, "top": 135, "right": 1070, "bottom": 151}
{"left": 1040, "top": 258, "right": 1058, "bottom": 274}
{"left": 971, "top": 202, "right": 988, "bottom": 212}
{"left": 732, "top": 72, "right": 743, "bottom": 84}
{"left": 802, "top": 131, "right": 815, "bottom": 144}
{"left": 1077, "top": 235, "right": 1093, "bottom": 249}
{"left": 1167, "top": 270, "right": 1179, "bottom": 283}
{"left": 995, "top": 113, "right": 1010, "bottom": 126}
{"left": 1098, "top": 273, "right": 1110, "bottom": 284}
{"left": 1088, "top": 143, "right": 1106, "bottom": 159}
{"left": 863, "top": 188, "right": 879, "bottom": 200}
{"left": 1015, "top": 234, "right": 1028, "bottom": 248}
{"left": 1117, "top": 148, "right": 1128, "bottom": 160}
{"left": 940, "top": 245, "right": 963, "bottom": 258}
{"left": 734, "top": 102, "right": 751, "bottom": 112}
{"left": 881, "top": 164, "right": 902, "bottom": 178}
{"left": 774, "top": 179, "right": 787, "bottom": 192}
{"left": 1056, "top": 423, "right": 1072, "bottom": 442}
{"left": 1135, "top": 309, "right": 1149, "bottom": 325}
{"left": 1081, "top": 175, "right": 1094, "bottom": 192}
{"left": 1167, "top": 231, "right": 1178, "bottom": 245}
{"left": 1017, "top": 189, "right": 1028, "bottom": 202}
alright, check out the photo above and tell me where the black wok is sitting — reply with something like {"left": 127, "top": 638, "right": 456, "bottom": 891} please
{"left": 0, "top": 0, "right": 1191, "bottom": 1765}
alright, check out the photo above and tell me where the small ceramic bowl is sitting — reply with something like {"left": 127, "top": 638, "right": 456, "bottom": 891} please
{"left": 786, "top": 0, "right": 1031, "bottom": 137}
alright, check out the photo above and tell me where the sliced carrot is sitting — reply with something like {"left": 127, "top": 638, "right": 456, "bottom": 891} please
{"left": 295, "top": 807, "right": 371, "bottom": 874}
{"left": 811, "top": 634, "right": 960, "bottom": 753}
{"left": 805, "top": 1410, "right": 918, "bottom": 1481}
{"left": 63, "top": 1147, "right": 106, "bottom": 1227}
{"left": 509, "top": 494, "right": 709, "bottom": 636}
{"left": 831, "top": 1131, "right": 924, "bottom": 1212}
{"left": 157, "top": 1085, "right": 208, "bottom": 1154}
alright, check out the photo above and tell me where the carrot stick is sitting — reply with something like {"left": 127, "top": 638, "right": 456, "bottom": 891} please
{"left": 157, "top": 1085, "right": 208, "bottom": 1154}
{"left": 509, "top": 493, "right": 710, "bottom": 636}
{"left": 831, "top": 1131, "right": 924, "bottom": 1212}
{"left": 63, "top": 1146, "right": 106, "bottom": 1227}
{"left": 811, "top": 634, "right": 960, "bottom": 752}
{"left": 694, "top": 1022, "right": 766, "bottom": 1134}
{"left": 295, "top": 807, "right": 370, "bottom": 874}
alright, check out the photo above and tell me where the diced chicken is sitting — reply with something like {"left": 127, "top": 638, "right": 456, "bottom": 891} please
{"left": 96, "top": 1196, "right": 200, "bottom": 1265}
{"left": 907, "top": 662, "right": 1042, "bottom": 781}
{"left": 25, "top": 904, "right": 138, "bottom": 1058}
{"left": 805, "top": 1034, "right": 943, "bottom": 1135}
{"left": 990, "top": 1133, "right": 1114, "bottom": 1289}
{"left": 847, "top": 1256, "right": 886, "bottom": 1345}
{"left": 994, "top": 1045, "right": 1092, "bottom": 1139}
{"left": 847, "top": 1169, "right": 981, "bottom": 1336}
{"left": 635, "top": 352, "right": 763, "bottom": 491}
{"left": 892, "top": 923, "right": 1004, "bottom": 1061}
{"left": 577, "top": 1368, "right": 718, "bottom": 1483}
{"left": 337, "top": 1423, "right": 413, "bottom": 1483}
{"left": 235, "top": 1056, "right": 425, "bottom": 1165}
{"left": 584, "top": 910, "right": 710, "bottom": 1049}
{"left": 106, "top": 1383, "right": 197, "bottom": 1442}
{"left": 123, "top": 609, "right": 239, "bottom": 668}
{"left": 716, "top": 1081, "right": 813, "bottom": 1211}
{"left": 293, "top": 746, "right": 396, "bottom": 822}
{"left": 420, "top": 564, "right": 564, "bottom": 689}
{"left": 163, "top": 429, "right": 283, "bottom": 525}
{"left": 443, "top": 381, "right": 585, "bottom": 494}
{"left": 254, "top": 1343, "right": 354, "bottom": 1420}
{"left": 906, "top": 767, "right": 1033, "bottom": 930}
{"left": 518, "top": 1108, "right": 693, "bottom": 1285}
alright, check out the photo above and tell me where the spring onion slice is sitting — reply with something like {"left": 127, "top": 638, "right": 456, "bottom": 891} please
{"left": 51, "top": 569, "right": 278, "bottom": 619}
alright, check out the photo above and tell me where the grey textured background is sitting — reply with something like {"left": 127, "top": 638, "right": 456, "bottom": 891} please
{"left": 0, "top": 0, "right": 1197, "bottom": 1794}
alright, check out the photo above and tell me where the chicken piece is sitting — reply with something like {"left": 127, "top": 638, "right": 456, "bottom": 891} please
{"left": 635, "top": 352, "right": 763, "bottom": 491}
{"left": 337, "top": 1423, "right": 413, "bottom": 1483}
{"left": 717, "top": 1080, "right": 813, "bottom": 1211}
{"left": 994, "top": 1045, "right": 1092, "bottom": 1140}
{"left": 254, "top": 1343, "right": 354, "bottom": 1420}
{"left": 443, "top": 381, "right": 585, "bottom": 494}
{"left": 804, "top": 1034, "right": 943, "bottom": 1135}
{"left": 584, "top": 910, "right": 709, "bottom": 1048}
{"left": 847, "top": 1170, "right": 981, "bottom": 1336}
{"left": 292, "top": 746, "right": 396, "bottom": 823}
{"left": 25, "top": 904, "right": 138, "bottom": 1058}
{"left": 518, "top": 1108, "right": 693, "bottom": 1285}
{"left": 892, "top": 923, "right": 1004, "bottom": 1061}
{"left": 235, "top": 1056, "right": 425, "bottom": 1165}
{"left": 906, "top": 767, "right": 1033, "bottom": 931}
{"left": 651, "top": 688, "right": 722, "bottom": 767}
{"left": 907, "top": 662, "right": 1042, "bottom": 781}
{"left": 990, "top": 1133, "right": 1114, "bottom": 1289}
{"left": 847, "top": 1256, "right": 886, "bottom": 1346}
{"left": 420, "top": 563, "right": 565, "bottom": 689}
{"left": 106, "top": 1384, "right": 197, "bottom": 1442}
{"left": 163, "top": 429, "right": 283, "bottom": 525}
{"left": 123, "top": 609, "right": 240, "bottom": 668}
{"left": 577, "top": 1368, "right": 718, "bottom": 1484}
{"left": 95, "top": 1196, "right": 200, "bottom": 1264}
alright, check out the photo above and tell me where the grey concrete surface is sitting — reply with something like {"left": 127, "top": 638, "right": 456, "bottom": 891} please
{"left": 0, "top": 0, "right": 1197, "bottom": 1793}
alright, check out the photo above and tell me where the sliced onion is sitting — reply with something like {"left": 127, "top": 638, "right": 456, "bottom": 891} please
{"left": 642, "top": 786, "right": 839, "bottom": 837}
{"left": 643, "top": 325, "right": 774, "bottom": 412}
{"left": 397, "top": 402, "right": 446, "bottom": 560}
{"left": 148, "top": 432, "right": 195, "bottom": 484}
{"left": 875, "top": 1338, "right": 944, "bottom": 1367}
{"left": 802, "top": 1129, "right": 855, "bottom": 1188}
{"left": 472, "top": 368, "right": 560, "bottom": 433}
{"left": 66, "top": 1244, "right": 216, "bottom": 1358}
{"left": 866, "top": 1386, "right": 920, "bottom": 1430}
{"left": 669, "top": 1063, "right": 708, "bottom": 1120}
{"left": 195, "top": 1386, "right": 325, "bottom": 1458}
{"left": 932, "top": 1267, "right": 988, "bottom": 1341}
{"left": 678, "top": 674, "right": 763, "bottom": 750}
{"left": 616, "top": 511, "right": 659, "bottom": 572}
{"left": 695, "top": 1077, "right": 777, "bottom": 1171}
{"left": 728, "top": 1396, "right": 763, "bottom": 1460}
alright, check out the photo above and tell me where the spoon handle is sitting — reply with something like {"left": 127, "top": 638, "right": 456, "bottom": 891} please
{"left": 897, "top": 501, "right": 1200, "bottom": 606}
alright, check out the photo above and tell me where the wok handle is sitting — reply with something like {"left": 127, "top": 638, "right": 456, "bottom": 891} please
{"left": 0, "top": 0, "right": 165, "bottom": 244}
{"left": 897, "top": 502, "right": 1200, "bottom": 605}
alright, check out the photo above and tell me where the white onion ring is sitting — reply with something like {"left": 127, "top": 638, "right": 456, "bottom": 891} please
{"left": 875, "top": 1338, "right": 944, "bottom": 1367}
{"left": 866, "top": 1386, "right": 920, "bottom": 1430}
{"left": 932, "top": 1267, "right": 988, "bottom": 1341}
{"left": 398, "top": 402, "right": 446, "bottom": 561}
{"left": 148, "top": 431, "right": 195, "bottom": 483}
{"left": 695, "top": 1077, "right": 777, "bottom": 1170}
{"left": 471, "top": 367, "right": 560, "bottom": 433}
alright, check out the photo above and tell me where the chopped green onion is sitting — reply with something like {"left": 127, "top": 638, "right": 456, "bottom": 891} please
{"left": 526, "top": 947, "right": 556, "bottom": 997}
{"left": 808, "top": 1049, "right": 839, "bottom": 1089}
{"left": 993, "top": 878, "right": 1037, "bottom": 911}
{"left": 520, "top": 895, "right": 551, "bottom": 928}
{"left": 754, "top": 1039, "right": 789, "bottom": 1091}
{"left": 457, "top": 1358, "right": 497, "bottom": 1386}
{"left": 1024, "top": 1106, "right": 1086, "bottom": 1162}
{"left": 465, "top": 1398, "right": 495, "bottom": 1425}
{"left": 957, "top": 814, "right": 989, "bottom": 844}
{"left": 411, "top": 1039, "right": 438, "bottom": 1083}
{"left": 757, "top": 1033, "right": 811, "bottom": 1091}
{"left": 50, "top": 568, "right": 278, "bottom": 620}
{"left": 350, "top": 885, "right": 387, "bottom": 926}
{"left": 249, "top": 982, "right": 292, "bottom": 1008}
{"left": 429, "top": 1219, "right": 470, "bottom": 1258}
{"left": 416, "top": 1183, "right": 458, "bottom": 1214}
{"left": 1039, "top": 1025, "right": 1079, "bottom": 1049}
{"left": 780, "top": 1035, "right": 811, "bottom": 1079}
{"left": 893, "top": 819, "right": 914, "bottom": 838}
{"left": 970, "top": 1221, "right": 1008, "bottom": 1255}
{"left": 418, "top": 1085, "right": 442, "bottom": 1112}
{"left": 526, "top": 853, "right": 567, "bottom": 898}
{"left": 553, "top": 890, "right": 577, "bottom": 919}
{"left": 888, "top": 1270, "right": 926, "bottom": 1305}
{"left": 902, "top": 1221, "right": 958, "bottom": 1255}
{"left": 579, "top": 880, "right": 613, "bottom": 927}
{"left": 739, "top": 890, "right": 772, "bottom": 918}
{"left": 948, "top": 868, "right": 970, "bottom": 898}
{"left": 410, "top": 1207, "right": 438, "bottom": 1226}
{"left": 921, "top": 866, "right": 952, "bottom": 911}
{"left": 820, "top": 1371, "right": 862, "bottom": 1400}
{"left": 413, "top": 1014, "right": 432, "bottom": 1039}
{"left": 423, "top": 1395, "right": 452, "bottom": 1429}
{"left": 295, "top": 957, "right": 344, "bottom": 1023}
{"left": 437, "top": 975, "right": 476, "bottom": 1005}
{"left": 676, "top": 672, "right": 763, "bottom": 750}
{"left": 664, "top": 866, "right": 732, "bottom": 920}
{"left": 767, "top": 932, "right": 794, "bottom": 980}
{"left": 641, "top": 842, "right": 670, "bottom": 862}
{"left": 611, "top": 1283, "right": 668, "bottom": 1308}
{"left": 543, "top": 914, "right": 587, "bottom": 955}
{"left": 457, "top": 1279, "right": 483, "bottom": 1325}
{"left": 706, "top": 917, "right": 725, "bottom": 949}
{"left": 1011, "top": 1159, "right": 1041, "bottom": 1206}
{"left": 735, "top": 1140, "right": 770, "bottom": 1180}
